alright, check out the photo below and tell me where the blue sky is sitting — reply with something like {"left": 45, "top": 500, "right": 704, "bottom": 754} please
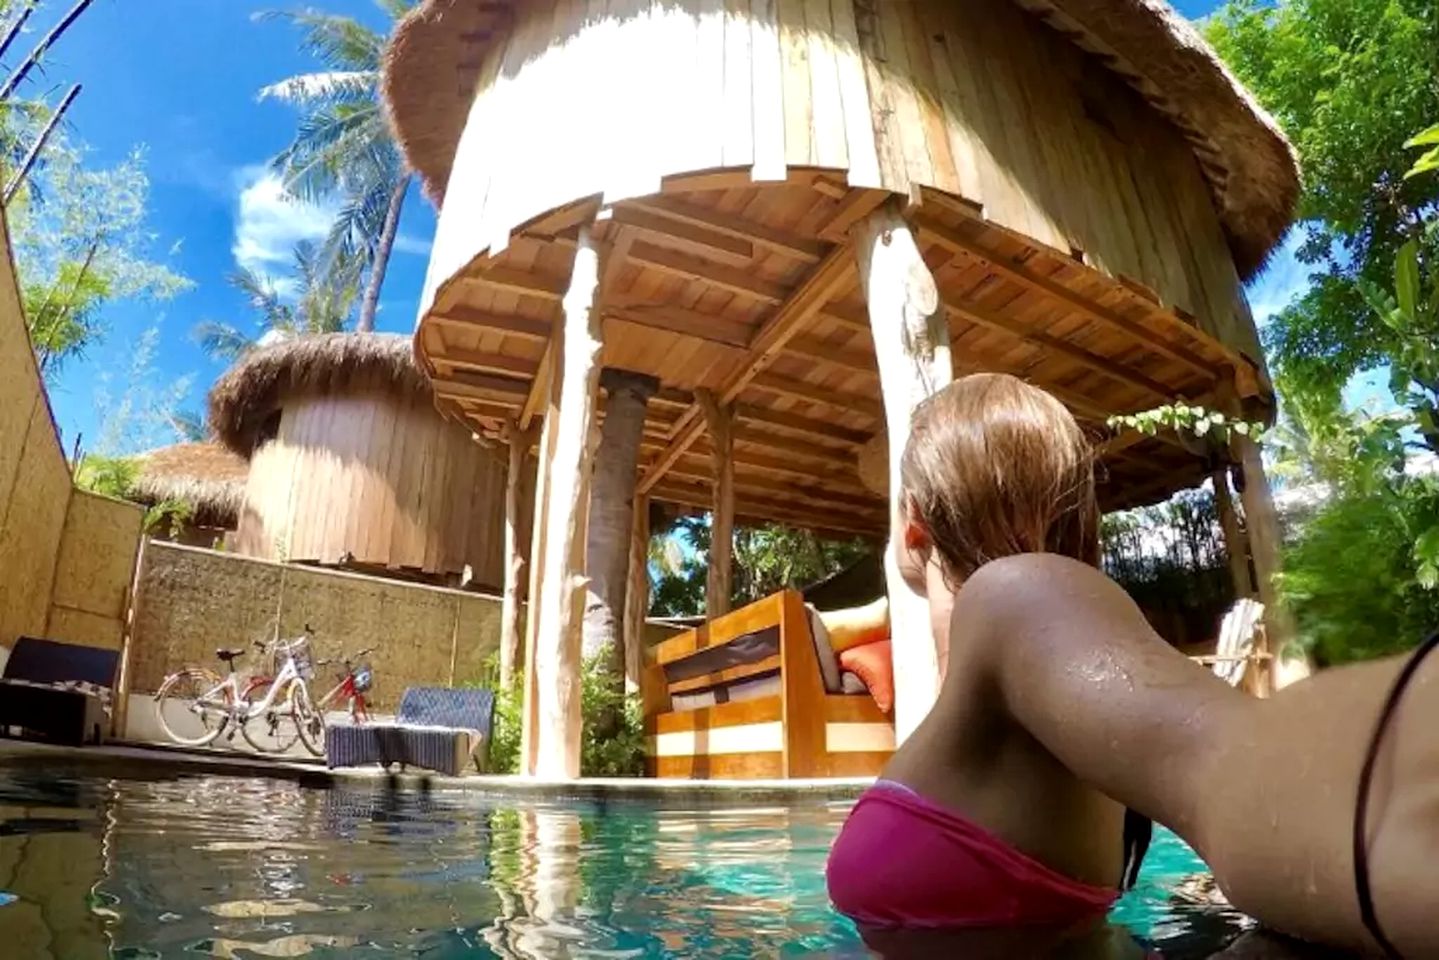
{"left": 26, "top": 0, "right": 436, "bottom": 452}
{"left": 25, "top": 0, "right": 1333, "bottom": 453}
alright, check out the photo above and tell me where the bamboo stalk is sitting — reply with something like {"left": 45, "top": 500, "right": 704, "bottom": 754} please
{"left": 0, "top": 0, "right": 97, "bottom": 101}
{"left": 5, "top": 82, "right": 79, "bottom": 203}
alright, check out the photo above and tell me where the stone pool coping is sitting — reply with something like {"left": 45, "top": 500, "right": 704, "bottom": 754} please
{"left": 0, "top": 740, "right": 869, "bottom": 803}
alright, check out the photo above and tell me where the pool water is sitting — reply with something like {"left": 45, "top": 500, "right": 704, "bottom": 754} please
{"left": 0, "top": 769, "right": 1252, "bottom": 958}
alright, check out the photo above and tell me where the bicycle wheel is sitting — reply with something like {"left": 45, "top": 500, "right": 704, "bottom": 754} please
{"left": 291, "top": 681, "right": 327, "bottom": 757}
{"left": 154, "top": 668, "right": 231, "bottom": 746}
{"left": 239, "top": 677, "right": 301, "bottom": 754}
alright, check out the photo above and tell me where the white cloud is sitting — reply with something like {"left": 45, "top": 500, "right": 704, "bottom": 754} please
{"left": 232, "top": 166, "right": 336, "bottom": 293}
{"left": 392, "top": 233, "right": 432, "bottom": 257}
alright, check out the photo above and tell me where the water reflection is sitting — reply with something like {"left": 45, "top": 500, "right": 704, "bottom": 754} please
{"left": 0, "top": 767, "right": 1301, "bottom": 959}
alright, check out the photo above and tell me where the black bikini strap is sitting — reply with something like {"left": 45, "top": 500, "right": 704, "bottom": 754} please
{"left": 1121, "top": 807, "right": 1152, "bottom": 892}
{"left": 1353, "top": 628, "right": 1439, "bottom": 960}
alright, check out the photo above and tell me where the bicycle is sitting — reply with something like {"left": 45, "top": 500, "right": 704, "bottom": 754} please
{"left": 153, "top": 629, "right": 319, "bottom": 753}
{"left": 251, "top": 646, "right": 376, "bottom": 756}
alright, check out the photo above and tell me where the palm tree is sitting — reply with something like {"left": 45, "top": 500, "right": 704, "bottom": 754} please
{"left": 261, "top": 0, "right": 414, "bottom": 334}
{"left": 194, "top": 241, "right": 361, "bottom": 362}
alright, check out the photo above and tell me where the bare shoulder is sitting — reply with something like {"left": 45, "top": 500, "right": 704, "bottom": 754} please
{"left": 954, "top": 553, "right": 1137, "bottom": 638}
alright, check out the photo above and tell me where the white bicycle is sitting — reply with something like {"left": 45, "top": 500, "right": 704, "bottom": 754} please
{"left": 153, "top": 628, "right": 325, "bottom": 755}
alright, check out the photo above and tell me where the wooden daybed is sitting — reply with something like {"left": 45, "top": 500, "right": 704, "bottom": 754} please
{"left": 642, "top": 590, "right": 894, "bottom": 779}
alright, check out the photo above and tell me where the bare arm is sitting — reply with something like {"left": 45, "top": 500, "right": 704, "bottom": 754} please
{"left": 958, "top": 553, "right": 1437, "bottom": 952}
{"left": 957, "top": 553, "right": 1249, "bottom": 860}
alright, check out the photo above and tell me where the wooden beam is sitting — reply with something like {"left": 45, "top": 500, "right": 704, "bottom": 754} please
{"left": 856, "top": 201, "right": 952, "bottom": 743}
{"left": 528, "top": 224, "right": 607, "bottom": 780}
{"left": 429, "top": 306, "right": 551, "bottom": 341}
{"left": 941, "top": 297, "right": 1175, "bottom": 402}
{"left": 732, "top": 425, "right": 853, "bottom": 464}
{"left": 606, "top": 303, "right": 753, "bottom": 349}
{"left": 637, "top": 244, "right": 856, "bottom": 493}
{"left": 688, "top": 444, "right": 868, "bottom": 489}
{"left": 820, "top": 301, "right": 873, "bottom": 333}
{"left": 434, "top": 350, "right": 541, "bottom": 379}
{"left": 697, "top": 389, "right": 735, "bottom": 618}
{"left": 668, "top": 466, "right": 882, "bottom": 511}
{"left": 628, "top": 239, "right": 789, "bottom": 304}
{"left": 913, "top": 213, "right": 1219, "bottom": 380}
{"left": 433, "top": 371, "right": 531, "bottom": 403}
{"left": 1235, "top": 436, "right": 1294, "bottom": 696}
{"left": 499, "top": 419, "right": 539, "bottom": 689}
{"left": 784, "top": 336, "right": 875, "bottom": 375}
{"left": 733, "top": 403, "right": 870, "bottom": 446}
{"left": 465, "top": 266, "right": 568, "bottom": 301}
{"left": 746, "top": 372, "right": 884, "bottom": 420}
{"left": 821, "top": 189, "right": 891, "bottom": 242}
{"left": 628, "top": 196, "right": 826, "bottom": 263}
{"left": 623, "top": 493, "right": 651, "bottom": 692}
{"left": 651, "top": 481, "right": 883, "bottom": 536}
{"left": 607, "top": 204, "right": 754, "bottom": 265}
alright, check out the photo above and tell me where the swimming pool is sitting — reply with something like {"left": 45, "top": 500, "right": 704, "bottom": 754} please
{"left": 0, "top": 768, "right": 1252, "bottom": 958}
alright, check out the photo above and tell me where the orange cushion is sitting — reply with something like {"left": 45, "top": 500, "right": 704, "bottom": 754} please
{"left": 838, "top": 639, "right": 894, "bottom": 714}
{"left": 819, "top": 597, "right": 890, "bottom": 653}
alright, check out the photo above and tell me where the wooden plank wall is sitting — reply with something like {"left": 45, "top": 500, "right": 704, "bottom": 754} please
{"left": 423, "top": 0, "right": 1257, "bottom": 363}
{"left": 232, "top": 390, "right": 509, "bottom": 588}
{"left": 128, "top": 542, "right": 505, "bottom": 712}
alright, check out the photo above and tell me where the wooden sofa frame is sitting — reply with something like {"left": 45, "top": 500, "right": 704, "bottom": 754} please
{"left": 642, "top": 589, "right": 894, "bottom": 779}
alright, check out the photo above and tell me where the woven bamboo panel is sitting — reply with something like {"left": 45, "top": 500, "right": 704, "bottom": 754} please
{"left": 0, "top": 402, "right": 72, "bottom": 647}
{"left": 128, "top": 542, "right": 503, "bottom": 712}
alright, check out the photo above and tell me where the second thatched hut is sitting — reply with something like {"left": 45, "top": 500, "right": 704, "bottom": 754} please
{"left": 206, "top": 333, "right": 510, "bottom": 589}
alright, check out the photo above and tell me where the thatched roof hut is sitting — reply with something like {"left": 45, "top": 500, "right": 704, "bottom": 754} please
{"left": 380, "top": 0, "right": 1300, "bottom": 775}
{"left": 132, "top": 442, "right": 248, "bottom": 530}
{"left": 207, "top": 333, "right": 509, "bottom": 588}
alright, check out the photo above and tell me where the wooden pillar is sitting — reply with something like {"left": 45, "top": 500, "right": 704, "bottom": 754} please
{"left": 520, "top": 334, "right": 560, "bottom": 775}
{"left": 500, "top": 419, "right": 539, "bottom": 690}
{"left": 1212, "top": 467, "right": 1254, "bottom": 600}
{"left": 527, "top": 224, "right": 607, "bottom": 779}
{"left": 583, "top": 369, "right": 658, "bottom": 667}
{"left": 697, "top": 389, "right": 734, "bottom": 618}
{"left": 1235, "top": 436, "right": 1294, "bottom": 694}
{"left": 855, "top": 201, "right": 953, "bottom": 743}
{"left": 623, "top": 494, "right": 651, "bottom": 691}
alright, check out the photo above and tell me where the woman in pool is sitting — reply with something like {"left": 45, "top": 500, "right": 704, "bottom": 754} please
{"left": 826, "top": 373, "right": 1436, "bottom": 958}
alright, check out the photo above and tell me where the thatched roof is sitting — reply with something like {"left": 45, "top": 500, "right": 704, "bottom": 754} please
{"left": 207, "top": 333, "right": 430, "bottom": 455}
{"left": 381, "top": 0, "right": 1298, "bottom": 280}
{"left": 132, "top": 442, "right": 250, "bottom": 528}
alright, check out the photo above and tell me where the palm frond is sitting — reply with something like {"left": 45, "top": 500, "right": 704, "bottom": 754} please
{"left": 226, "top": 267, "right": 292, "bottom": 329}
{"left": 374, "top": 0, "right": 416, "bottom": 22}
{"left": 258, "top": 69, "right": 375, "bottom": 108}
{"left": 256, "top": 9, "right": 383, "bottom": 71}
{"left": 193, "top": 321, "right": 258, "bottom": 363}
{"left": 270, "top": 103, "right": 385, "bottom": 202}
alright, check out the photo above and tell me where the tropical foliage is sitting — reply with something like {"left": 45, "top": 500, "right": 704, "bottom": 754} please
{"left": 1205, "top": 0, "right": 1439, "bottom": 430}
{"left": 648, "top": 516, "right": 871, "bottom": 617}
{"left": 262, "top": 0, "right": 414, "bottom": 333}
{"left": 480, "top": 647, "right": 646, "bottom": 778}
{"left": 73, "top": 453, "right": 194, "bottom": 535}
{"left": 193, "top": 241, "right": 362, "bottom": 361}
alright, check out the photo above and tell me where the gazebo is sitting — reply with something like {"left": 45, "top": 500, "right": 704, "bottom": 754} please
{"left": 206, "top": 332, "right": 511, "bottom": 589}
{"left": 382, "top": 0, "right": 1298, "bottom": 778}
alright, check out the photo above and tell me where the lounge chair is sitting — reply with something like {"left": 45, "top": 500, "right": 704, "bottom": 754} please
{"left": 1190, "top": 598, "right": 1269, "bottom": 694}
{"left": 325, "top": 686, "right": 495, "bottom": 776}
{"left": 0, "top": 636, "right": 119, "bottom": 746}
{"left": 642, "top": 589, "right": 895, "bottom": 779}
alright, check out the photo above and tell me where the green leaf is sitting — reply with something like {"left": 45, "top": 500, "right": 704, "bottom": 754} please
{"left": 1233, "top": 421, "right": 1250, "bottom": 436}
{"left": 1407, "top": 148, "right": 1439, "bottom": 180}
{"left": 1395, "top": 240, "right": 1420, "bottom": 320}
{"left": 1193, "top": 418, "right": 1211, "bottom": 437}
{"left": 1406, "top": 124, "right": 1439, "bottom": 149}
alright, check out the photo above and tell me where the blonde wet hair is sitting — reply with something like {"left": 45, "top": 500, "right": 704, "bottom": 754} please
{"left": 900, "top": 373, "right": 1099, "bottom": 584}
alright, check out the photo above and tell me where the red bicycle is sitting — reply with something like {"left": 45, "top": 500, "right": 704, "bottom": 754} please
{"left": 242, "top": 645, "right": 375, "bottom": 755}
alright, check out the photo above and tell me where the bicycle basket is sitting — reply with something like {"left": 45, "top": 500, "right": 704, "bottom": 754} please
{"left": 274, "top": 636, "right": 315, "bottom": 680}
{"left": 352, "top": 664, "right": 374, "bottom": 693}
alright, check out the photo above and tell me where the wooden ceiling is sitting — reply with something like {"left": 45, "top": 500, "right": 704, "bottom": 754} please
{"left": 419, "top": 170, "right": 1263, "bottom": 538}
